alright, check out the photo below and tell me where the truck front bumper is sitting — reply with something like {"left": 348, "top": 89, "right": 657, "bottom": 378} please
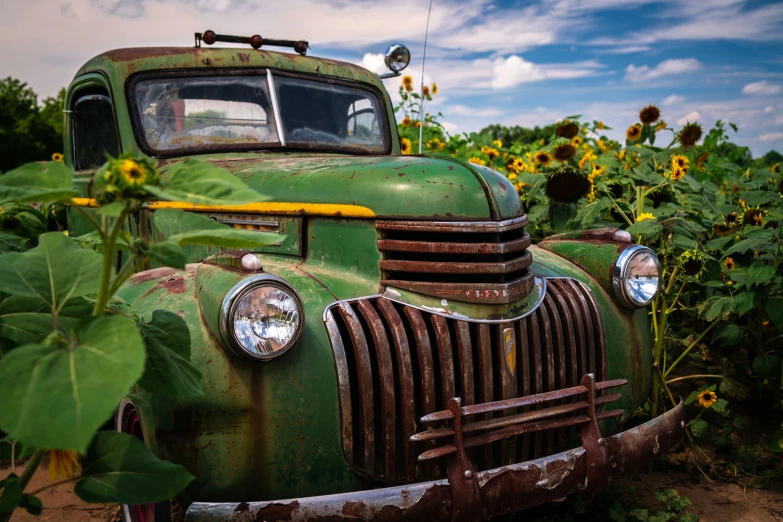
{"left": 185, "top": 400, "right": 685, "bottom": 522}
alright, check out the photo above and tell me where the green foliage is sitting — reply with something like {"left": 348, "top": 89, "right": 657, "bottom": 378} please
{"left": 0, "top": 154, "right": 280, "bottom": 518}
{"left": 74, "top": 431, "right": 195, "bottom": 504}
{"left": 0, "top": 78, "right": 64, "bottom": 172}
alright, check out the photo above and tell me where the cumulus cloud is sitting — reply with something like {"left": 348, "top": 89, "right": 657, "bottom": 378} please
{"left": 358, "top": 53, "right": 386, "bottom": 75}
{"left": 742, "top": 81, "right": 782, "bottom": 95}
{"left": 490, "top": 55, "right": 603, "bottom": 89}
{"left": 678, "top": 111, "right": 702, "bottom": 125}
{"left": 625, "top": 59, "right": 701, "bottom": 83}
{"left": 662, "top": 94, "right": 685, "bottom": 106}
{"left": 446, "top": 105, "right": 504, "bottom": 118}
{"left": 759, "top": 132, "right": 783, "bottom": 142}
{"left": 764, "top": 105, "right": 775, "bottom": 113}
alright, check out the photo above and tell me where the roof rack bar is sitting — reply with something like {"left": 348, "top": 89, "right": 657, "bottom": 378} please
{"left": 195, "top": 30, "right": 309, "bottom": 55}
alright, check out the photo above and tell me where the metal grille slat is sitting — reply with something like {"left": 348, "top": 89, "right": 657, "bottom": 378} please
{"left": 327, "top": 277, "right": 608, "bottom": 483}
{"left": 356, "top": 301, "right": 396, "bottom": 479}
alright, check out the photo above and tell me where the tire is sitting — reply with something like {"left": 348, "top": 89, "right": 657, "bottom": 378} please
{"left": 116, "top": 400, "right": 176, "bottom": 522}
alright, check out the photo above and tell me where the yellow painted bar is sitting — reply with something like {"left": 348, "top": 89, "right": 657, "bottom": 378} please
{"left": 70, "top": 198, "right": 375, "bottom": 218}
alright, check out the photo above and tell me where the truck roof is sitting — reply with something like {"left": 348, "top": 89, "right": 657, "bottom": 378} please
{"left": 74, "top": 46, "right": 384, "bottom": 89}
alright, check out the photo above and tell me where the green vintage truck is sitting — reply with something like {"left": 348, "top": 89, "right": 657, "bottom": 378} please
{"left": 63, "top": 32, "right": 685, "bottom": 522}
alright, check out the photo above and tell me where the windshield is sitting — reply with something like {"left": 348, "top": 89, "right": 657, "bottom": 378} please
{"left": 132, "top": 72, "right": 387, "bottom": 155}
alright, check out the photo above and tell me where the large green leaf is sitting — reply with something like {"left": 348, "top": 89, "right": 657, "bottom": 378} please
{"left": 767, "top": 298, "right": 783, "bottom": 331}
{"left": 138, "top": 310, "right": 203, "bottom": 396}
{"left": 137, "top": 240, "right": 187, "bottom": 270}
{"left": 0, "top": 232, "right": 25, "bottom": 254}
{"left": 0, "top": 162, "right": 78, "bottom": 205}
{"left": 0, "top": 232, "right": 104, "bottom": 312}
{"left": 0, "top": 295, "right": 92, "bottom": 346}
{"left": 75, "top": 431, "right": 194, "bottom": 504}
{"left": 146, "top": 158, "right": 266, "bottom": 205}
{"left": 746, "top": 263, "right": 776, "bottom": 287}
{"left": 0, "top": 315, "right": 145, "bottom": 452}
{"left": 699, "top": 296, "right": 735, "bottom": 322}
{"left": 153, "top": 209, "right": 281, "bottom": 248}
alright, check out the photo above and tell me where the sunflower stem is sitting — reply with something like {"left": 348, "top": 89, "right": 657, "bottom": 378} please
{"left": 663, "top": 318, "right": 721, "bottom": 379}
{"left": 665, "top": 374, "right": 725, "bottom": 385}
{"left": 0, "top": 449, "right": 46, "bottom": 522}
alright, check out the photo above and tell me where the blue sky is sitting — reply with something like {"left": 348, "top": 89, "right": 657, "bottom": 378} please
{"left": 2, "top": 0, "right": 782, "bottom": 155}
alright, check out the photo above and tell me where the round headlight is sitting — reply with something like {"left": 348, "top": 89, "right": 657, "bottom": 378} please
{"left": 219, "top": 275, "right": 304, "bottom": 361}
{"left": 612, "top": 245, "right": 661, "bottom": 309}
{"left": 384, "top": 44, "right": 411, "bottom": 73}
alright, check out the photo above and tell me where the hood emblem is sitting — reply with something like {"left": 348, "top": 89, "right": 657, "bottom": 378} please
{"left": 503, "top": 327, "right": 516, "bottom": 377}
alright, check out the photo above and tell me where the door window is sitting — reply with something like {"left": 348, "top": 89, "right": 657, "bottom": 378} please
{"left": 72, "top": 93, "right": 120, "bottom": 171}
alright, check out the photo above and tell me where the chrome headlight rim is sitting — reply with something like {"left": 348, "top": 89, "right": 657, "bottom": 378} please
{"left": 612, "top": 245, "right": 661, "bottom": 309}
{"left": 218, "top": 274, "right": 304, "bottom": 361}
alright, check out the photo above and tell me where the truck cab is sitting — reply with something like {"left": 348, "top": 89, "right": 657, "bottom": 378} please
{"left": 64, "top": 32, "right": 685, "bottom": 522}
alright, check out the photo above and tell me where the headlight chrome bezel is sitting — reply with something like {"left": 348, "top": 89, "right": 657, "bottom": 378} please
{"left": 218, "top": 274, "right": 304, "bottom": 361}
{"left": 612, "top": 245, "right": 661, "bottom": 309}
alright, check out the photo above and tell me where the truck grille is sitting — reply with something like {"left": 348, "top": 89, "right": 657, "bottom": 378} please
{"left": 376, "top": 217, "right": 534, "bottom": 304}
{"left": 324, "top": 278, "right": 608, "bottom": 483}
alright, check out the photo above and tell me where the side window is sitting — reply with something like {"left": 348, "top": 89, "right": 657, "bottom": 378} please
{"left": 72, "top": 92, "right": 120, "bottom": 171}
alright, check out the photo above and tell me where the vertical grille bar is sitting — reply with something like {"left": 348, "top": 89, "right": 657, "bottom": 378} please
{"left": 337, "top": 303, "right": 375, "bottom": 475}
{"left": 326, "top": 277, "right": 608, "bottom": 484}
{"left": 356, "top": 301, "right": 396, "bottom": 479}
{"left": 376, "top": 299, "right": 417, "bottom": 480}
{"left": 475, "top": 324, "right": 494, "bottom": 470}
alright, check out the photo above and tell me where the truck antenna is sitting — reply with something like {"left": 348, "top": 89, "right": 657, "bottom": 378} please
{"left": 418, "top": 0, "right": 433, "bottom": 154}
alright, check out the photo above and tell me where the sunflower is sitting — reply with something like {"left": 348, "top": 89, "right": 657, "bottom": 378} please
{"left": 413, "top": 120, "right": 421, "bottom": 128}
{"left": 401, "top": 116, "right": 411, "bottom": 127}
{"left": 514, "top": 158, "right": 526, "bottom": 172}
{"left": 401, "top": 75, "right": 414, "bottom": 93}
{"left": 545, "top": 166, "right": 590, "bottom": 202}
{"left": 636, "top": 212, "right": 655, "bottom": 222}
{"left": 553, "top": 143, "right": 577, "bottom": 162}
{"left": 400, "top": 137, "right": 412, "bottom": 155}
{"left": 506, "top": 156, "right": 517, "bottom": 171}
{"left": 571, "top": 136, "right": 583, "bottom": 147}
{"left": 119, "top": 159, "right": 148, "bottom": 186}
{"left": 771, "top": 163, "right": 780, "bottom": 174}
{"left": 670, "top": 166, "right": 686, "bottom": 181}
{"left": 679, "top": 122, "right": 703, "bottom": 147}
{"left": 591, "top": 164, "right": 606, "bottom": 177}
{"left": 655, "top": 121, "right": 668, "bottom": 132}
{"left": 724, "top": 257, "right": 735, "bottom": 271}
{"left": 626, "top": 124, "right": 642, "bottom": 141}
{"left": 697, "top": 390, "right": 718, "bottom": 409}
{"left": 422, "top": 85, "right": 430, "bottom": 97}
{"left": 639, "top": 105, "right": 661, "bottom": 124}
{"left": 614, "top": 149, "right": 627, "bottom": 161}
{"left": 742, "top": 207, "right": 765, "bottom": 227}
{"left": 679, "top": 250, "right": 706, "bottom": 277}
{"left": 48, "top": 449, "right": 81, "bottom": 482}
{"left": 487, "top": 148, "right": 499, "bottom": 160}
{"left": 431, "top": 82, "right": 439, "bottom": 95}
{"left": 597, "top": 139, "right": 608, "bottom": 153}
{"left": 695, "top": 151, "right": 710, "bottom": 169}
{"left": 534, "top": 151, "right": 552, "bottom": 166}
{"left": 493, "top": 139, "right": 503, "bottom": 148}
{"left": 468, "top": 157, "right": 487, "bottom": 166}
{"left": 671, "top": 154, "right": 689, "bottom": 170}
{"left": 597, "top": 121, "right": 605, "bottom": 130}
{"left": 555, "top": 121, "right": 580, "bottom": 139}
{"left": 51, "top": 152, "right": 64, "bottom": 162}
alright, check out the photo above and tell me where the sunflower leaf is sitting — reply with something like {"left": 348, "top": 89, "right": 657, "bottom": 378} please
{"left": 152, "top": 209, "right": 281, "bottom": 249}
{"left": 689, "top": 419, "right": 708, "bottom": 438}
{"left": 0, "top": 315, "right": 145, "bottom": 452}
{"left": 75, "top": 431, "right": 194, "bottom": 504}
{"left": 0, "top": 162, "right": 77, "bottom": 205}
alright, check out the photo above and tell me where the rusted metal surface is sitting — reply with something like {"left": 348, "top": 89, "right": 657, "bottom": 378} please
{"left": 324, "top": 311, "right": 354, "bottom": 468}
{"left": 375, "top": 217, "right": 529, "bottom": 233}
{"left": 357, "top": 300, "right": 396, "bottom": 478}
{"left": 185, "top": 403, "right": 686, "bottom": 522}
{"left": 377, "top": 218, "right": 534, "bottom": 305}
{"left": 379, "top": 251, "right": 532, "bottom": 275}
{"left": 323, "top": 278, "right": 610, "bottom": 482}
{"left": 376, "top": 299, "right": 417, "bottom": 480}
{"left": 336, "top": 303, "right": 374, "bottom": 475}
{"left": 445, "top": 398, "right": 482, "bottom": 522}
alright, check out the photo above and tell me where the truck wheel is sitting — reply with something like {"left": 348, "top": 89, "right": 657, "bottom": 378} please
{"left": 116, "top": 400, "right": 174, "bottom": 522}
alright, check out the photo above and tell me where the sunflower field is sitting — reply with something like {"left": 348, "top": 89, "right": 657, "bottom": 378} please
{"left": 397, "top": 76, "right": 783, "bottom": 484}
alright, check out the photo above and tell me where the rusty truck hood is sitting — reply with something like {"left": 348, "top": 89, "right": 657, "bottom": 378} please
{"left": 160, "top": 153, "right": 523, "bottom": 221}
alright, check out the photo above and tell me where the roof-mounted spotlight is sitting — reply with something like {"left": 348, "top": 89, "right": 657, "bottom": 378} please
{"left": 195, "top": 30, "right": 309, "bottom": 55}
{"left": 379, "top": 44, "right": 410, "bottom": 79}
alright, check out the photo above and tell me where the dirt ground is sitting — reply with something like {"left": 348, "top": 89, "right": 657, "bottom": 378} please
{"left": 2, "top": 460, "right": 782, "bottom": 522}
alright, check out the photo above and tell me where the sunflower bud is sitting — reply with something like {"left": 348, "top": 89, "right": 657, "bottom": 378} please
{"left": 679, "top": 122, "right": 703, "bottom": 147}
{"left": 678, "top": 249, "right": 706, "bottom": 277}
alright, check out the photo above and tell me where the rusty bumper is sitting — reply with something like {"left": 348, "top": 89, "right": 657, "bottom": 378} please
{"left": 185, "top": 400, "right": 685, "bottom": 522}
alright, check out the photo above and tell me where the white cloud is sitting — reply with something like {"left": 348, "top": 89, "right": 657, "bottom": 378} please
{"left": 625, "top": 59, "right": 701, "bottom": 83}
{"left": 764, "top": 105, "right": 775, "bottom": 113}
{"left": 490, "top": 55, "right": 604, "bottom": 89}
{"left": 662, "top": 94, "right": 685, "bottom": 106}
{"left": 595, "top": 46, "right": 651, "bottom": 55}
{"left": 358, "top": 53, "right": 386, "bottom": 75}
{"left": 742, "top": 81, "right": 782, "bottom": 95}
{"left": 446, "top": 105, "right": 504, "bottom": 118}
{"left": 678, "top": 111, "right": 702, "bottom": 125}
{"left": 759, "top": 132, "right": 783, "bottom": 142}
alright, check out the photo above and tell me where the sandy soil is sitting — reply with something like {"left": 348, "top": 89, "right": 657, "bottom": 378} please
{"left": 2, "top": 460, "right": 782, "bottom": 521}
